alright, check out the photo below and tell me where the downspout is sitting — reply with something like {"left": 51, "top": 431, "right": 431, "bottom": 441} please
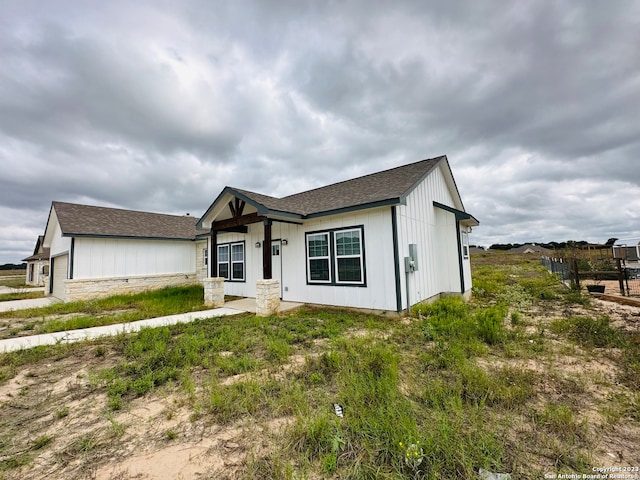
{"left": 391, "top": 207, "right": 403, "bottom": 312}
{"left": 456, "top": 222, "right": 465, "bottom": 293}
{"left": 405, "top": 270, "right": 411, "bottom": 314}
{"left": 69, "top": 238, "right": 75, "bottom": 279}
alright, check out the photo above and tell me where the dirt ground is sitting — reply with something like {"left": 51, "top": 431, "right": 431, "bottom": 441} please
{"left": 0, "top": 295, "right": 639, "bottom": 479}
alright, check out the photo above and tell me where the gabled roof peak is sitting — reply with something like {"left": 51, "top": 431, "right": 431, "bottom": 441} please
{"left": 200, "top": 156, "right": 450, "bottom": 227}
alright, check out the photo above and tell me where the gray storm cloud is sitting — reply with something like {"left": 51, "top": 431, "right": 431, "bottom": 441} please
{"left": 1, "top": 0, "right": 639, "bottom": 262}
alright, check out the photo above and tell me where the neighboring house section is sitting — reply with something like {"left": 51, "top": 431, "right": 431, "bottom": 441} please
{"left": 42, "top": 202, "right": 205, "bottom": 302}
{"left": 22, "top": 235, "right": 50, "bottom": 286}
{"left": 198, "top": 155, "right": 478, "bottom": 313}
{"left": 511, "top": 243, "right": 552, "bottom": 255}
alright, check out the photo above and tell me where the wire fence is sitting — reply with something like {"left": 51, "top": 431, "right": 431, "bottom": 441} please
{"left": 541, "top": 256, "right": 640, "bottom": 297}
{"left": 621, "top": 265, "right": 640, "bottom": 296}
{"left": 540, "top": 257, "right": 574, "bottom": 286}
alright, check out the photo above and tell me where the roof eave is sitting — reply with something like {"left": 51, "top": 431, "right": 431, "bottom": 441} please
{"left": 62, "top": 233, "right": 196, "bottom": 241}
{"left": 303, "top": 198, "right": 402, "bottom": 219}
{"left": 433, "top": 201, "right": 479, "bottom": 226}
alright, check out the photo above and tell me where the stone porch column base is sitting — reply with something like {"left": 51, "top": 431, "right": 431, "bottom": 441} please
{"left": 256, "top": 279, "right": 280, "bottom": 316}
{"left": 203, "top": 277, "right": 225, "bottom": 307}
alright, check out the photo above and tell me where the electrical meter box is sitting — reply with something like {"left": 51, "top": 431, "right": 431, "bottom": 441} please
{"left": 405, "top": 244, "right": 419, "bottom": 272}
{"left": 409, "top": 244, "right": 418, "bottom": 271}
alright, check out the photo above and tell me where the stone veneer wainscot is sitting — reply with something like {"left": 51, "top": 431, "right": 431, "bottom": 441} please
{"left": 62, "top": 273, "right": 199, "bottom": 302}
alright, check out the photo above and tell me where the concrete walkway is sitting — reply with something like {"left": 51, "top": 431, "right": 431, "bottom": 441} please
{"left": 0, "top": 307, "right": 246, "bottom": 353}
{"left": 0, "top": 296, "right": 305, "bottom": 354}
{"left": 0, "top": 296, "right": 61, "bottom": 313}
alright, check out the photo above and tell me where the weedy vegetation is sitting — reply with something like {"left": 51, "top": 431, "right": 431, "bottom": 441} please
{"left": 0, "top": 284, "right": 210, "bottom": 339}
{"left": 0, "top": 253, "right": 638, "bottom": 479}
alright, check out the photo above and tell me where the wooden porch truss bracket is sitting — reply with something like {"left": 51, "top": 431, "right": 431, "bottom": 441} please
{"left": 228, "top": 197, "right": 246, "bottom": 218}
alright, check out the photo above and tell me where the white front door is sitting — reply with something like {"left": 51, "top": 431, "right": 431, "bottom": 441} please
{"left": 271, "top": 240, "right": 282, "bottom": 298}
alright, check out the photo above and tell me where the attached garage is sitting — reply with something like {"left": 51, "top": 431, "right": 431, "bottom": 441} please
{"left": 41, "top": 201, "right": 203, "bottom": 302}
{"left": 51, "top": 254, "right": 68, "bottom": 300}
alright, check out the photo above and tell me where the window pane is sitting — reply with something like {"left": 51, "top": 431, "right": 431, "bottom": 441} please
{"left": 308, "top": 234, "right": 328, "bottom": 257}
{"left": 232, "top": 263, "right": 244, "bottom": 280}
{"left": 218, "top": 245, "right": 229, "bottom": 262}
{"left": 336, "top": 231, "right": 360, "bottom": 256}
{"left": 231, "top": 244, "right": 244, "bottom": 261}
{"left": 337, "top": 258, "right": 362, "bottom": 282}
{"left": 309, "top": 258, "right": 330, "bottom": 281}
{"left": 218, "top": 263, "right": 229, "bottom": 279}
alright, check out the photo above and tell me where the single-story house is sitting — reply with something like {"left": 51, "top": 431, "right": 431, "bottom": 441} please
{"left": 511, "top": 243, "right": 552, "bottom": 255}
{"left": 42, "top": 201, "right": 208, "bottom": 302}
{"left": 198, "top": 155, "right": 478, "bottom": 313}
{"left": 41, "top": 155, "right": 478, "bottom": 313}
{"left": 22, "top": 235, "right": 50, "bottom": 286}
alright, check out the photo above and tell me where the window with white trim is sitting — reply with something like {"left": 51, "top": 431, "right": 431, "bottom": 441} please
{"left": 306, "top": 226, "right": 365, "bottom": 286}
{"left": 217, "top": 242, "right": 245, "bottom": 281}
{"left": 462, "top": 232, "right": 469, "bottom": 259}
{"left": 204, "top": 248, "right": 208, "bottom": 266}
{"left": 335, "top": 229, "right": 364, "bottom": 284}
{"left": 231, "top": 243, "right": 245, "bottom": 281}
{"left": 218, "top": 245, "right": 229, "bottom": 279}
{"left": 307, "top": 233, "right": 331, "bottom": 283}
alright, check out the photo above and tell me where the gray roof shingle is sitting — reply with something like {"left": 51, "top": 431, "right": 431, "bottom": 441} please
{"left": 22, "top": 248, "right": 50, "bottom": 262}
{"left": 52, "top": 202, "right": 200, "bottom": 240}
{"left": 226, "top": 156, "right": 444, "bottom": 217}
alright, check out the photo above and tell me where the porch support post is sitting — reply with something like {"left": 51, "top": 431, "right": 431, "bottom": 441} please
{"left": 210, "top": 227, "right": 217, "bottom": 278}
{"left": 262, "top": 219, "right": 272, "bottom": 280}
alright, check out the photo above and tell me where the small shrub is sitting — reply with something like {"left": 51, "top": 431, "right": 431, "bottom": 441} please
{"left": 573, "top": 316, "right": 623, "bottom": 348}
{"left": 475, "top": 306, "right": 506, "bottom": 345}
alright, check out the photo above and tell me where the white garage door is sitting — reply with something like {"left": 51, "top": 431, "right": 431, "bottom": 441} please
{"left": 51, "top": 255, "right": 68, "bottom": 300}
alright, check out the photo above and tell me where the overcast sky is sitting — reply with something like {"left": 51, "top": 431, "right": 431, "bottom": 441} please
{"left": 1, "top": 1, "right": 640, "bottom": 263}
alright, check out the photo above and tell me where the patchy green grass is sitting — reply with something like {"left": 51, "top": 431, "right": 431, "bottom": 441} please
{"left": 0, "top": 290, "right": 44, "bottom": 302}
{"left": 0, "top": 277, "right": 28, "bottom": 289}
{"left": 0, "top": 284, "right": 212, "bottom": 339}
{"left": 0, "top": 253, "right": 638, "bottom": 479}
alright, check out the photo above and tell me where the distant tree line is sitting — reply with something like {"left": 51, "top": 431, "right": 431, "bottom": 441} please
{"left": 481, "top": 238, "right": 619, "bottom": 251}
{"left": 0, "top": 263, "right": 26, "bottom": 270}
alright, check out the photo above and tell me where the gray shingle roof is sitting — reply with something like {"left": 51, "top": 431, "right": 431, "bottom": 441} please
{"left": 227, "top": 156, "right": 445, "bottom": 218}
{"left": 22, "top": 248, "right": 50, "bottom": 262}
{"left": 52, "top": 201, "right": 200, "bottom": 240}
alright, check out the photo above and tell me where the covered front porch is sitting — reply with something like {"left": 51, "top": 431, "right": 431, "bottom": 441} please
{"left": 198, "top": 190, "right": 304, "bottom": 316}
{"left": 224, "top": 297, "right": 304, "bottom": 315}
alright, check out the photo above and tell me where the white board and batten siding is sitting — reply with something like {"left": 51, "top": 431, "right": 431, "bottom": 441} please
{"left": 396, "top": 164, "right": 470, "bottom": 309}
{"left": 213, "top": 207, "right": 398, "bottom": 312}
{"left": 72, "top": 238, "right": 196, "bottom": 279}
{"left": 48, "top": 214, "right": 72, "bottom": 259}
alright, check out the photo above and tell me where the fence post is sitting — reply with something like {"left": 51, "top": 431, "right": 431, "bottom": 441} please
{"left": 616, "top": 258, "right": 625, "bottom": 296}
{"left": 572, "top": 258, "right": 580, "bottom": 290}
